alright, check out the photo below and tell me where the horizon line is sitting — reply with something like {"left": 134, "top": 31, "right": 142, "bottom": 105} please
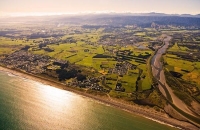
{"left": 0, "top": 11, "right": 200, "bottom": 18}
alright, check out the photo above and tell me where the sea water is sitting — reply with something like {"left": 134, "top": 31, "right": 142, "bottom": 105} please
{"left": 0, "top": 71, "right": 177, "bottom": 130}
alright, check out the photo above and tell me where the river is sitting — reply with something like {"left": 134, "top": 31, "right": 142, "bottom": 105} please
{"left": 151, "top": 36, "right": 171, "bottom": 98}
{"left": 151, "top": 36, "right": 200, "bottom": 127}
{"left": 0, "top": 71, "right": 176, "bottom": 130}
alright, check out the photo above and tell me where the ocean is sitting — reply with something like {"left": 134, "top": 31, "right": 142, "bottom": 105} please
{"left": 0, "top": 71, "right": 176, "bottom": 130}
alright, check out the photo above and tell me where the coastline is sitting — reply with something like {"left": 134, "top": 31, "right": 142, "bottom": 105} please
{"left": 0, "top": 66, "right": 198, "bottom": 130}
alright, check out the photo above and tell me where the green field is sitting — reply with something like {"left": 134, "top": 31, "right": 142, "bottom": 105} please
{"left": 0, "top": 25, "right": 156, "bottom": 98}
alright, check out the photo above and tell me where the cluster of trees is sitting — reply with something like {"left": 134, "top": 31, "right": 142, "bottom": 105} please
{"left": 169, "top": 71, "right": 183, "bottom": 78}
{"left": 39, "top": 43, "right": 47, "bottom": 48}
{"left": 93, "top": 54, "right": 112, "bottom": 58}
{"left": 21, "top": 45, "right": 30, "bottom": 51}
{"left": 53, "top": 61, "right": 69, "bottom": 69}
{"left": 56, "top": 68, "right": 86, "bottom": 81}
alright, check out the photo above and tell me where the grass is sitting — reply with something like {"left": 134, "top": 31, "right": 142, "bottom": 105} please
{"left": 0, "top": 47, "right": 15, "bottom": 55}
{"left": 138, "top": 64, "right": 147, "bottom": 71}
{"left": 168, "top": 43, "right": 180, "bottom": 52}
{"left": 109, "top": 90, "right": 131, "bottom": 99}
{"left": 165, "top": 56, "right": 194, "bottom": 72}
{"left": 31, "top": 41, "right": 105, "bottom": 64}
{"left": 182, "top": 70, "right": 200, "bottom": 88}
{"left": 148, "top": 90, "right": 166, "bottom": 108}
{"left": 0, "top": 37, "right": 32, "bottom": 55}
{"left": 134, "top": 32, "right": 146, "bottom": 36}
{"left": 0, "top": 37, "right": 32, "bottom": 46}
{"left": 168, "top": 43, "right": 189, "bottom": 52}
{"left": 105, "top": 80, "right": 117, "bottom": 90}
{"left": 128, "top": 69, "right": 139, "bottom": 74}
{"left": 105, "top": 74, "right": 118, "bottom": 90}
{"left": 195, "top": 62, "right": 200, "bottom": 69}
{"left": 142, "top": 76, "right": 152, "bottom": 90}
{"left": 120, "top": 75, "right": 137, "bottom": 93}
{"left": 164, "top": 54, "right": 200, "bottom": 87}
{"left": 77, "top": 58, "right": 117, "bottom": 71}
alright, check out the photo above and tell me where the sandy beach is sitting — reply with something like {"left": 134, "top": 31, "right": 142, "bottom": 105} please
{"left": 0, "top": 66, "right": 198, "bottom": 130}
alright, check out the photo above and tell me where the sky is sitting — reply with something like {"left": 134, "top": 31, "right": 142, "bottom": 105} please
{"left": 0, "top": 0, "right": 200, "bottom": 17}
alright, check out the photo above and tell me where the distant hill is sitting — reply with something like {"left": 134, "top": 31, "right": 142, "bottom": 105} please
{"left": 1, "top": 13, "right": 200, "bottom": 27}
{"left": 55, "top": 14, "right": 200, "bottom": 27}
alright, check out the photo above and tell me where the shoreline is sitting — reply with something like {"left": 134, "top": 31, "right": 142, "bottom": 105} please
{"left": 0, "top": 66, "right": 198, "bottom": 130}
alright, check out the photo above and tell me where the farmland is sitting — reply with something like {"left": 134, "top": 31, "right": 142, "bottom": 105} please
{"left": 0, "top": 22, "right": 161, "bottom": 98}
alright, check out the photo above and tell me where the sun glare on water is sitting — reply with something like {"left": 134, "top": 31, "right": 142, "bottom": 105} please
{"left": 36, "top": 83, "right": 74, "bottom": 112}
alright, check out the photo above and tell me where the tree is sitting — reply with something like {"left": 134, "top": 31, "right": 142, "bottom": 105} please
{"left": 77, "top": 74, "right": 86, "bottom": 81}
{"left": 21, "top": 45, "right": 30, "bottom": 51}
